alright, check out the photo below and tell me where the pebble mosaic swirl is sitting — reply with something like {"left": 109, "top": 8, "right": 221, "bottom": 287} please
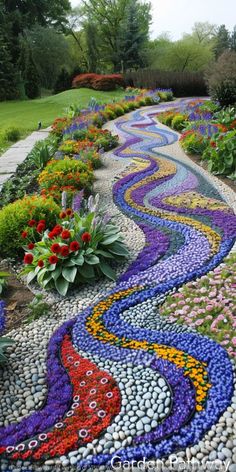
{"left": 1, "top": 102, "right": 236, "bottom": 468}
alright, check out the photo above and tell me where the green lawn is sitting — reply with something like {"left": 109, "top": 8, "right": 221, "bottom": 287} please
{"left": 0, "top": 88, "right": 127, "bottom": 154}
{"left": 0, "top": 88, "right": 127, "bottom": 133}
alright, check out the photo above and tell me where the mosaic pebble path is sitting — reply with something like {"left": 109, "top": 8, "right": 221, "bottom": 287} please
{"left": 0, "top": 101, "right": 236, "bottom": 469}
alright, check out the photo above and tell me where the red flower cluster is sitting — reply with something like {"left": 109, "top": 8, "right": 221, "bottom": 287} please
{"left": 49, "top": 255, "right": 58, "bottom": 265}
{"left": 24, "top": 253, "right": 34, "bottom": 264}
{"left": 60, "top": 245, "right": 70, "bottom": 257}
{"left": 61, "top": 230, "right": 71, "bottom": 240}
{"left": 81, "top": 232, "right": 91, "bottom": 243}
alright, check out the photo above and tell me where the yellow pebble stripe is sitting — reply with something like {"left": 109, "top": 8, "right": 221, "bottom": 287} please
{"left": 124, "top": 155, "right": 221, "bottom": 255}
{"left": 86, "top": 288, "right": 211, "bottom": 411}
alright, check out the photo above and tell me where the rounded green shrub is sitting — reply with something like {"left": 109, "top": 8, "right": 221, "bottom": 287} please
{"left": 103, "top": 108, "right": 116, "bottom": 120}
{"left": 5, "top": 127, "right": 21, "bottom": 143}
{"left": 171, "top": 114, "right": 187, "bottom": 131}
{"left": 0, "top": 196, "right": 60, "bottom": 258}
{"left": 113, "top": 105, "right": 125, "bottom": 116}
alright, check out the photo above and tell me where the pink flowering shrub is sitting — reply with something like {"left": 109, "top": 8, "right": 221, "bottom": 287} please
{"left": 160, "top": 255, "right": 236, "bottom": 357}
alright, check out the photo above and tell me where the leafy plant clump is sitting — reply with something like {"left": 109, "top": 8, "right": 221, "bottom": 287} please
{"left": 0, "top": 300, "right": 14, "bottom": 365}
{"left": 4, "top": 127, "right": 22, "bottom": 143}
{"left": 0, "top": 195, "right": 60, "bottom": 258}
{"left": 0, "top": 272, "right": 10, "bottom": 295}
{"left": 21, "top": 194, "right": 129, "bottom": 296}
{"left": 0, "top": 336, "right": 14, "bottom": 364}
{"left": 180, "top": 130, "right": 209, "bottom": 155}
{"left": 202, "top": 129, "right": 236, "bottom": 179}
{"left": 26, "top": 294, "right": 50, "bottom": 323}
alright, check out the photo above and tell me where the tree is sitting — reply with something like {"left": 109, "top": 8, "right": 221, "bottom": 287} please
{"left": 214, "top": 24, "right": 230, "bottom": 58}
{"left": 162, "top": 38, "right": 214, "bottom": 72}
{"left": 119, "top": 0, "right": 149, "bottom": 71}
{"left": 147, "top": 34, "right": 172, "bottom": 69}
{"left": 205, "top": 50, "right": 236, "bottom": 106}
{"left": 25, "top": 26, "right": 72, "bottom": 89}
{"left": 84, "top": 21, "right": 100, "bottom": 72}
{"left": 0, "top": 33, "right": 18, "bottom": 101}
{"left": 24, "top": 48, "right": 40, "bottom": 99}
{"left": 230, "top": 25, "right": 236, "bottom": 51}
{"left": 54, "top": 68, "right": 72, "bottom": 94}
{"left": 191, "top": 22, "right": 217, "bottom": 44}
{"left": 81, "top": 0, "right": 151, "bottom": 71}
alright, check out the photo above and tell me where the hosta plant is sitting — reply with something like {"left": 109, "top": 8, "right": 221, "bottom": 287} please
{"left": 20, "top": 195, "right": 129, "bottom": 296}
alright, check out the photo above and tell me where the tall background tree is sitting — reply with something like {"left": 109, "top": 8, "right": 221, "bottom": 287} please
{"left": 80, "top": 0, "right": 151, "bottom": 72}
{"left": 0, "top": 0, "right": 71, "bottom": 100}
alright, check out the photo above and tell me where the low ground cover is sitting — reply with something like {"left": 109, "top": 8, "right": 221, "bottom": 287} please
{"left": 160, "top": 254, "right": 236, "bottom": 357}
{"left": 158, "top": 100, "right": 236, "bottom": 179}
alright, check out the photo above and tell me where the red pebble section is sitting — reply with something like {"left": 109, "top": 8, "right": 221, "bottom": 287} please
{"left": 10, "top": 335, "right": 121, "bottom": 460}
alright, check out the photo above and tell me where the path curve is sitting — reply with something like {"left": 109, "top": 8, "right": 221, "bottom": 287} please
{"left": 1, "top": 102, "right": 236, "bottom": 468}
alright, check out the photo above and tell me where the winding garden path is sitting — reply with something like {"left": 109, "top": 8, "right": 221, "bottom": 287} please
{"left": 1, "top": 102, "right": 236, "bottom": 470}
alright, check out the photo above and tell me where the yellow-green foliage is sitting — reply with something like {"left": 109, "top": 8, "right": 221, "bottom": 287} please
{"left": 0, "top": 196, "right": 60, "bottom": 257}
{"left": 171, "top": 114, "right": 187, "bottom": 131}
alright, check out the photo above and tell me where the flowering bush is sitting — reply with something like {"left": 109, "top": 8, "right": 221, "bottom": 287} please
{"left": 202, "top": 129, "right": 236, "bottom": 178}
{"left": 0, "top": 196, "right": 60, "bottom": 258}
{"left": 62, "top": 127, "right": 119, "bottom": 153}
{"left": 21, "top": 195, "right": 129, "bottom": 295}
{"left": 180, "top": 130, "right": 209, "bottom": 155}
{"left": 160, "top": 255, "right": 236, "bottom": 357}
{"left": 38, "top": 159, "right": 94, "bottom": 204}
{"left": 51, "top": 117, "right": 72, "bottom": 137}
{"left": 158, "top": 110, "right": 177, "bottom": 126}
{"left": 72, "top": 73, "right": 125, "bottom": 91}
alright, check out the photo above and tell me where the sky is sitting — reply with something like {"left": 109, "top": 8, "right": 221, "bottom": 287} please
{"left": 70, "top": 0, "right": 236, "bottom": 40}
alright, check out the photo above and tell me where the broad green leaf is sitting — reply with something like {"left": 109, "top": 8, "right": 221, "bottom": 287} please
{"left": 27, "top": 271, "right": 37, "bottom": 284}
{"left": 37, "top": 268, "right": 48, "bottom": 284}
{"left": 96, "top": 249, "right": 114, "bottom": 259}
{"left": 99, "top": 261, "right": 116, "bottom": 281}
{"left": 52, "top": 267, "right": 62, "bottom": 281}
{"left": 106, "top": 242, "right": 129, "bottom": 256}
{"left": 78, "top": 264, "right": 94, "bottom": 279}
{"left": 55, "top": 277, "right": 69, "bottom": 296}
{"left": 85, "top": 255, "right": 100, "bottom": 265}
{"left": 62, "top": 267, "right": 77, "bottom": 283}
{"left": 101, "top": 234, "right": 120, "bottom": 245}
{"left": 71, "top": 255, "right": 84, "bottom": 266}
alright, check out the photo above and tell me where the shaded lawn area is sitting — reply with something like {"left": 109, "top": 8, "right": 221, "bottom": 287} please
{"left": 0, "top": 88, "right": 127, "bottom": 153}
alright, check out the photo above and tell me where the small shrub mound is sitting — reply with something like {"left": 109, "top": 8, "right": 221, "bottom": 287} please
{"left": 5, "top": 127, "right": 21, "bottom": 143}
{"left": 171, "top": 114, "right": 187, "bottom": 131}
{"left": 72, "top": 73, "right": 125, "bottom": 91}
{"left": 180, "top": 130, "right": 208, "bottom": 155}
{"left": 0, "top": 196, "right": 60, "bottom": 258}
{"left": 38, "top": 159, "right": 94, "bottom": 204}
